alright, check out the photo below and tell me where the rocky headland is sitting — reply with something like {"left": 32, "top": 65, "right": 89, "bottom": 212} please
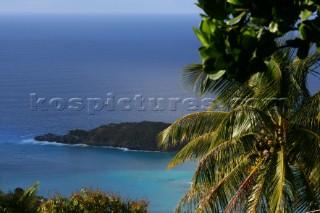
{"left": 34, "top": 121, "right": 182, "bottom": 152}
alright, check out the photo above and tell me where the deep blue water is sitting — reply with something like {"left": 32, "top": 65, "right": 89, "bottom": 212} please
{"left": 0, "top": 14, "right": 201, "bottom": 212}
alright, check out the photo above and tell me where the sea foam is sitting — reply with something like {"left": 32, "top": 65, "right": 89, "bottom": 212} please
{"left": 19, "top": 139, "right": 159, "bottom": 152}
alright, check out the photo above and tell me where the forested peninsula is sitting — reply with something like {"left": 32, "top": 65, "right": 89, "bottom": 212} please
{"left": 35, "top": 121, "right": 182, "bottom": 152}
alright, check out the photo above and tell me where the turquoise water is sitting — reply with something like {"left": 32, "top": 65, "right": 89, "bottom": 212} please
{"left": 0, "top": 14, "right": 200, "bottom": 212}
{"left": 0, "top": 139, "right": 195, "bottom": 212}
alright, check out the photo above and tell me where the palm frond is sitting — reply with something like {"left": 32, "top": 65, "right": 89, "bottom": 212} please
{"left": 288, "top": 127, "right": 320, "bottom": 175}
{"left": 293, "top": 165, "right": 320, "bottom": 212}
{"left": 182, "top": 63, "right": 238, "bottom": 99}
{"left": 20, "top": 181, "right": 39, "bottom": 202}
{"left": 248, "top": 58, "right": 282, "bottom": 110}
{"left": 247, "top": 166, "right": 268, "bottom": 213}
{"left": 182, "top": 63, "right": 208, "bottom": 96}
{"left": 158, "top": 111, "right": 228, "bottom": 148}
{"left": 292, "top": 91, "right": 320, "bottom": 131}
{"left": 197, "top": 155, "right": 254, "bottom": 212}
{"left": 175, "top": 187, "right": 202, "bottom": 213}
{"left": 224, "top": 160, "right": 264, "bottom": 213}
{"left": 228, "top": 106, "right": 276, "bottom": 139}
{"left": 167, "top": 132, "right": 217, "bottom": 169}
{"left": 309, "top": 163, "right": 320, "bottom": 201}
{"left": 191, "top": 134, "right": 255, "bottom": 187}
{"left": 268, "top": 149, "right": 294, "bottom": 212}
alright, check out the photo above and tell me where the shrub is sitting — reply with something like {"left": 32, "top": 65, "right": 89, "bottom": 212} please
{"left": 0, "top": 184, "right": 148, "bottom": 213}
{"left": 38, "top": 188, "right": 148, "bottom": 213}
{"left": 0, "top": 182, "right": 41, "bottom": 213}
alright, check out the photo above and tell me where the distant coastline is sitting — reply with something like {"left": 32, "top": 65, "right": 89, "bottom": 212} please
{"left": 34, "top": 121, "right": 183, "bottom": 152}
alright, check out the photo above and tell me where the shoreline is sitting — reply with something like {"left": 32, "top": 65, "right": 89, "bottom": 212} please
{"left": 22, "top": 138, "right": 164, "bottom": 153}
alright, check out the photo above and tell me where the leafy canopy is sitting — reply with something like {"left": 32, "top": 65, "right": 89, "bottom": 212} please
{"left": 159, "top": 47, "right": 320, "bottom": 212}
{"left": 195, "top": 0, "right": 320, "bottom": 82}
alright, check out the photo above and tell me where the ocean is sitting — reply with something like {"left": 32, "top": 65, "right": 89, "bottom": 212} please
{"left": 0, "top": 14, "right": 201, "bottom": 212}
{"left": 0, "top": 14, "right": 318, "bottom": 213}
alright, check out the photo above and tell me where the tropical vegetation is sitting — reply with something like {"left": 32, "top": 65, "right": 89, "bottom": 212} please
{"left": 193, "top": 0, "right": 320, "bottom": 82}
{"left": 39, "top": 188, "right": 148, "bottom": 213}
{"left": 159, "top": 44, "right": 320, "bottom": 212}
{"left": 0, "top": 182, "right": 40, "bottom": 213}
{"left": 0, "top": 183, "right": 148, "bottom": 213}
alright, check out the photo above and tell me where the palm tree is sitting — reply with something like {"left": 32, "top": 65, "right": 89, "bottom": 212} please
{"left": 158, "top": 47, "right": 320, "bottom": 212}
{"left": 0, "top": 182, "right": 40, "bottom": 213}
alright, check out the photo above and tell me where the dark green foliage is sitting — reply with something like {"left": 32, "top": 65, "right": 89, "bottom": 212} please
{"left": 193, "top": 0, "right": 320, "bottom": 82}
{"left": 0, "top": 182, "right": 41, "bottom": 213}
